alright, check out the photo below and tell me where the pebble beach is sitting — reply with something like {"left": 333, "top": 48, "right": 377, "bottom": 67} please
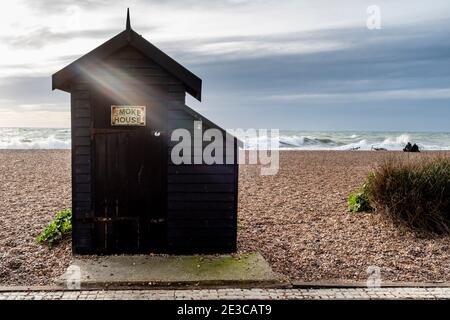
{"left": 0, "top": 150, "right": 449, "bottom": 286}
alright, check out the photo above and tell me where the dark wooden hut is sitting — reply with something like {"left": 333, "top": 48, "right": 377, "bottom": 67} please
{"left": 52, "top": 10, "right": 239, "bottom": 255}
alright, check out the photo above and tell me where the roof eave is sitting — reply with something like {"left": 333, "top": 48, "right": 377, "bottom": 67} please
{"left": 52, "top": 29, "right": 202, "bottom": 101}
{"left": 52, "top": 30, "right": 130, "bottom": 92}
{"left": 129, "top": 30, "right": 202, "bottom": 101}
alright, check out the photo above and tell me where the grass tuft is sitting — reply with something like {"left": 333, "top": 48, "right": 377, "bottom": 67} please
{"left": 366, "top": 156, "right": 450, "bottom": 234}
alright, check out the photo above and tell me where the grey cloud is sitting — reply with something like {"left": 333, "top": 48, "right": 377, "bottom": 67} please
{"left": 168, "top": 19, "right": 450, "bottom": 98}
{"left": 24, "top": 0, "right": 111, "bottom": 12}
{"left": 24, "top": 0, "right": 260, "bottom": 13}
{"left": 0, "top": 76, "right": 67, "bottom": 107}
{"left": 150, "top": 0, "right": 263, "bottom": 9}
{"left": 2, "top": 17, "right": 450, "bottom": 130}
{"left": 3, "top": 27, "right": 114, "bottom": 49}
{"left": 2, "top": 26, "right": 156, "bottom": 49}
{"left": 177, "top": 18, "right": 450, "bottom": 130}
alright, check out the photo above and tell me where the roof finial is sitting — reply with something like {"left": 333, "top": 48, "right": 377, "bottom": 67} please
{"left": 126, "top": 8, "right": 131, "bottom": 30}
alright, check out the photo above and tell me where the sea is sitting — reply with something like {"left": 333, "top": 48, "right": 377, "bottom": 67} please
{"left": 1, "top": 128, "right": 450, "bottom": 151}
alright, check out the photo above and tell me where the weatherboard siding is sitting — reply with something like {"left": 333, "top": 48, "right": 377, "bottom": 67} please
{"left": 71, "top": 82, "right": 94, "bottom": 254}
{"left": 69, "top": 45, "right": 237, "bottom": 254}
{"left": 167, "top": 106, "right": 238, "bottom": 253}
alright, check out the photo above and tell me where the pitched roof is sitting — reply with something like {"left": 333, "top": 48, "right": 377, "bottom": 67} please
{"left": 52, "top": 10, "right": 202, "bottom": 101}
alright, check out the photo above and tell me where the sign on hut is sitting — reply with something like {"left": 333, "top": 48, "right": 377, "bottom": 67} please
{"left": 52, "top": 10, "right": 239, "bottom": 254}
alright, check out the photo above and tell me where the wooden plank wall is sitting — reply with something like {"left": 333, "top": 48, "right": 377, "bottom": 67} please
{"left": 71, "top": 83, "right": 93, "bottom": 254}
{"left": 167, "top": 105, "right": 238, "bottom": 253}
{"left": 71, "top": 45, "right": 237, "bottom": 254}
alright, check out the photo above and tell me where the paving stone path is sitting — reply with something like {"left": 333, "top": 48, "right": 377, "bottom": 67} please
{"left": 0, "top": 288, "right": 450, "bottom": 300}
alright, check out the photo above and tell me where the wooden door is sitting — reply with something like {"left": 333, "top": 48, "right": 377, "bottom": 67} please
{"left": 91, "top": 89, "right": 167, "bottom": 254}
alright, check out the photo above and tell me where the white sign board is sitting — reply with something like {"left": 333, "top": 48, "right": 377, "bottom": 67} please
{"left": 111, "top": 105, "right": 146, "bottom": 126}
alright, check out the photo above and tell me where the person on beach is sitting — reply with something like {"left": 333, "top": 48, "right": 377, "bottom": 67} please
{"left": 403, "top": 142, "right": 420, "bottom": 152}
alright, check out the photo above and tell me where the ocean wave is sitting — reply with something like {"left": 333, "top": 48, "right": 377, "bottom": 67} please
{"left": 1, "top": 129, "right": 450, "bottom": 151}
{"left": 242, "top": 133, "right": 450, "bottom": 151}
{"left": 0, "top": 128, "right": 71, "bottom": 149}
{"left": 0, "top": 136, "right": 71, "bottom": 149}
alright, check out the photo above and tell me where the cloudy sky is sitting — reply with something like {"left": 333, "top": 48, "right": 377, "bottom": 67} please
{"left": 0, "top": 0, "right": 449, "bottom": 131}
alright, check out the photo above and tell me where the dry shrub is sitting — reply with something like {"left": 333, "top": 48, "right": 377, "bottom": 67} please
{"left": 367, "top": 156, "right": 450, "bottom": 234}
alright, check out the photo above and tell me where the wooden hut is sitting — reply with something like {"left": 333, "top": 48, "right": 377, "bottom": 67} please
{"left": 52, "top": 10, "right": 239, "bottom": 255}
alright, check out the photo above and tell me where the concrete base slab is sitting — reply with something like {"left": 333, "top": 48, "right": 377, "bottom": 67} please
{"left": 56, "top": 252, "right": 282, "bottom": 289}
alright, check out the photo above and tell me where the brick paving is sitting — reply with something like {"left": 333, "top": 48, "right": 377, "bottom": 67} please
{"left": 0, "top": 288, "right": 449, "bottom": 300}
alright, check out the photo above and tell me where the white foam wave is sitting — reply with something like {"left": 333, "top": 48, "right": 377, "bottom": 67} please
{"left": 243, "top": 133, "right": 450, "bottom": 151}
{"left": 1, "top": 129, "right": 450, "bottom": 151}
{"left": 0, "top": 135, "right": 71, "bottom": 149}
